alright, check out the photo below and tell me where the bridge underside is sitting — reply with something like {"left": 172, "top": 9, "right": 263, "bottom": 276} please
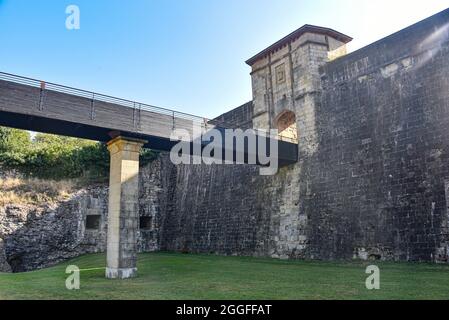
{"left": 0, "top": 109, "right": 298, "bottom": 166}
{"left": 0, "top": 109, "right": 177, "bottom": 153}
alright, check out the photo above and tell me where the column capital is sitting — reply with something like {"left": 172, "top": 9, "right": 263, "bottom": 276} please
{"left": 107, "top": 136, "right": 147, "bottom": 154}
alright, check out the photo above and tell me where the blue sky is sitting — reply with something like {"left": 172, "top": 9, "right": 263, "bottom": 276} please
{"left": 0, "top": 1, "right": 447, "bottom": 118}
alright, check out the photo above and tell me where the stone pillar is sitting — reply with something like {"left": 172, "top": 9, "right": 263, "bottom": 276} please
{"left": 106, "top": 136, "right": 146, "bottom": 279}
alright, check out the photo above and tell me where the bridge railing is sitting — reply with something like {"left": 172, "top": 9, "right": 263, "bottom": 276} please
{"left": 0, "top": 71, "right": 298, "bottom": 143}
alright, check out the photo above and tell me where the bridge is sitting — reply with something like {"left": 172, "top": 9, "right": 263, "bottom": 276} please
{"left": 0, "top": 72, "right": 298, "bottom": 165}
{"left": 0, "top": 71, "right": 298, "bottom": 279}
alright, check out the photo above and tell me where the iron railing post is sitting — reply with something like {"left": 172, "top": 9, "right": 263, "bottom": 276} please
{"left": 38, "top": 81, "right": 46, "bottom": 111}
{"left": 90, "top": 92, "right": 96, "bottom": 120}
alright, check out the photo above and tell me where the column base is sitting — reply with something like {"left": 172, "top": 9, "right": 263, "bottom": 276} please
{"left": 106, "top": 267, "right": 137, "bottom": 279}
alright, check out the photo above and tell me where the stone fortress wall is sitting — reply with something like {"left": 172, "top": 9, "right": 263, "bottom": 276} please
{"left": 159, "top": 8, "right": 449, "bottom": 262}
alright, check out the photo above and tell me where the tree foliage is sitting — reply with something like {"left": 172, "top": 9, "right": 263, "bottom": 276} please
{"left": 0, "top": 127, "right": 157, "bottom": 182}
{"left": 0, "top": 127, "right": 32, "bottom": 166}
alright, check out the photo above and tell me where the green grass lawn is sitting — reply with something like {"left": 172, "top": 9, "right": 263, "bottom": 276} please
{"left": 1, "top": 252, "right": 449, "bottom": 300}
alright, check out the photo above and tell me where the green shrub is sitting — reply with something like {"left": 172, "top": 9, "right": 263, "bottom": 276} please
{"left": 0, "top": 127, "right": 158, "bottom": 183}
{"left": 0, "top": 127, "right": 31, "bottom": 166}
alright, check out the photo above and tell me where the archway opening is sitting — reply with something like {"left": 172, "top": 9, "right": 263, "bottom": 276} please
{"left": 276, "top": 111, "right": 298, "bottom": 143}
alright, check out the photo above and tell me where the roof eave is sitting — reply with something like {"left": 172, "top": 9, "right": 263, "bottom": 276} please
{"left": 245, "top": 25, "right": 353, "bottom": 66}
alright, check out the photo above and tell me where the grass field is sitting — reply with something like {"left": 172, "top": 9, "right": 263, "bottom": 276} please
{"left": 1, "top": 253, "right": 449, "bottom": 300}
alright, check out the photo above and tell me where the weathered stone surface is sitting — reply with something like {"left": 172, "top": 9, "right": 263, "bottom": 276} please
{"left": 305, "top": 9, "right": 449, "bottom": 262}
{"left": 0, "top": 188, "right": 108, "bottom": 272}
{"left": 2, "top": 9, "right": 449, "bottom": 272}
{"left": 157, "top": 9, "right": 449, "bottom": 263}
{"left": 0, "top": 239, "right": 11, "bottom": 272}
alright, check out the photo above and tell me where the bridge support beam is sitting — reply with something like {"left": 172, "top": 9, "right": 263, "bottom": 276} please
{"left": 105, "top": 136, "right": 146, "bottom": 279}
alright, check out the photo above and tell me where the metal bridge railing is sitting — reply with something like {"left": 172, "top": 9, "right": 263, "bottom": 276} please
{"left": 0, "top": 71, "right": 298, "bottom": 143}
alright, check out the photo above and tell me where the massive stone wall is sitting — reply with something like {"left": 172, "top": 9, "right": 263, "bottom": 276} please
{"left": 306, "top": 9, "right": 449, "bottom": 261}
{"left": 158, "top": 161, "right": 305, "bottom": 259}
{"left": 157, "top": 99, "right": 306, "bottom": 259}
{"left": 157, "top": 9, "right": 449, "bottom": 262}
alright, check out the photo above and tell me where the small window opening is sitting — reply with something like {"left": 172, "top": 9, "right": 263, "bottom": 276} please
{"left": 140, "top": 216, "right": 152, "bottom": 230}
{"left": 86, "top": 215, "right": 101, "bottom": 230}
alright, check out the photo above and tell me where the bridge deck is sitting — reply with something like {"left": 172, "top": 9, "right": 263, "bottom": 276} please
{"left": 0, "top": 72, "right": 298, "bottom": 166}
